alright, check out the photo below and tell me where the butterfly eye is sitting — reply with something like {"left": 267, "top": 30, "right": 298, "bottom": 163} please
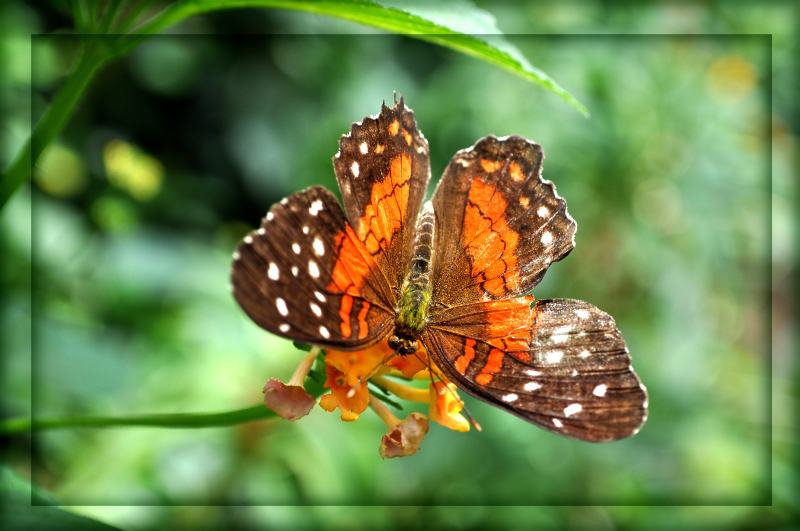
{"left": 399, "top": 342, "right": 417, "bottom": 355}
{"left": 388, "top": 335, "right": 402, "bottom": 352}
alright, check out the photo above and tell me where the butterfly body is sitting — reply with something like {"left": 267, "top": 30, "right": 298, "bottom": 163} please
{"left": 232, "top": 99, "right": 648, "bottom": 442}
{"left": 392, "top": 201, "right": 436, "bottom": 353}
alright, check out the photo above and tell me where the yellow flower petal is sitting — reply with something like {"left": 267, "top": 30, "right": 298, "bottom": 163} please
{"left": 429, "top": 381, "right": 470, "bottom": 432}
{"left": 319, "top": 363, "right": 369, "bottom": 421}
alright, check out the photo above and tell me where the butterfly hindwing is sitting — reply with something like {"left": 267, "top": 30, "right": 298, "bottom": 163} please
{"left": 424, "top": 298, "right": 647, "bottom": 442}
{"left": 231, "top": 99, "right": 648, "bottom": 442}
{"left": 231, "top": 186, "right": 394, "bottom": 349}
{"left": 334, "top": 99, "right": 431, "bottom": 296}
{"left": 430, "top": 136, "right": 576, "bottom": 306}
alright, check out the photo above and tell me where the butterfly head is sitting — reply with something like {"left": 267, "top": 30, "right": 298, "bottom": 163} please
{"left": 388, "top": 332, "right": 419, "bottom": 356}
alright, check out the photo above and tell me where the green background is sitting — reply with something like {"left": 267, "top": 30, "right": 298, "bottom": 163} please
{"left": 1, "top": 1, "right": 796, "bottom": 529}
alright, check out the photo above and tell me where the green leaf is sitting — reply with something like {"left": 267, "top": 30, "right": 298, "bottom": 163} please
{"left": 131, "top": 0, "right": 587, "bottom": 115}
{"left": 369, "top": 385, "right": 404, "bottom": 410}
{"left": 2, "top": 0, "right": 587, "bottom": 209}
{"left": 1, "top": 467, "right": 121, "bottom": 531}
{"left": 293, "top": 341, "right": 313, "bottom": 352}
{"left": 303, "top": 351, "right": 328, "bottom": 396}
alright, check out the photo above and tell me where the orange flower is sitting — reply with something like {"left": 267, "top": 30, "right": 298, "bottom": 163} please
{"left": 386, "top": 347, "right": 429, "bottom": 378}
{"left": 319, "top": 343, "right": 388, "bottom": 421}
{"left": 429, "top": 381, "right": 470, "bottom": 432}
{"left": 319, "top": 365, "right": 368, "bottom": 421}
{"left": 303, "top": 338, "right": 472, "bottom": 454}
{"left": 370, "top": 374, "right": 471, "bottom": 433}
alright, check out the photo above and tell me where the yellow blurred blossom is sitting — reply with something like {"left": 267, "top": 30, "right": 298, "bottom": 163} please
{"left": 103, "top": 139, "right": 163, "bottom": 200}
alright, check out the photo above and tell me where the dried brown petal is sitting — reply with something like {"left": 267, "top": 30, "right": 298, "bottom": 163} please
{"left": 262, "top": 378, "right": 315, "bottom": 421}
{"left": 379, "top": 412, "right": 430, "bottom": 458}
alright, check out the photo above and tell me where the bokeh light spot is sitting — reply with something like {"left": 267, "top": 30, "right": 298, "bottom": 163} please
{"left": 706, "top": 55, "right": 756, "bottom": 102}
{"left": 103, "top": 139, "right": 164, "bottom": 201}
{"left": 90, "top": 195, "right": 139, "bottom": 233}
{"left": 34, "top": 142, "right": 87, "bottom": 198}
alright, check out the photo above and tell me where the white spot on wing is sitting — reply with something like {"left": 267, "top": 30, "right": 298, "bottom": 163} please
{"left": 502, "top": 393, "right": 518, "bottom": 403}
{"left": 291, "top": 266, "right": 299, "bottom": 277}
{"left": 279, "top": 323, "right": 290, "bottom": 333}
{"left": 550, "top": 325, "right": 573, "bottom": 344}
{"left": 302, "top": 226, "right": 310, "bottom": 235}
{"left": 312, "top": 237, "right": 325, "bottom": 256}
{"left": 537, "top": 205, "right": 550, "bottom": 218}
{"left": 579, "top": 349, "right": 591, "bottom": 359}
{"left": 319, "top": 325, "right": 330, "bottom": 339}
{"left": 593, "top": 384, "right": 608, "bottom": 397}
{"left": 575, "top": 308, "right": 590, "bottom": 320}
{"left": 276, "top": 297, "right": 288, "bottom": 316}
{"left": 541, "top": 231, "right": 554, "bottom": 245}
{"left": 292, "top": 243, "right": 301, "bottom": 254}
{"left": 552, "top": 418, "right": 563, "bottom": 428}
{"left": 280, "top": 197, "right": 288, "bottom": 205}
{"left": 525, "top": 369, "right": 542, "bottom": 376}
{"left": 351, "top": 161, "right": 360, "bottom": 177}
{"left": 267, "top": 262, "right": 279, "bottom": 280}
{"left": 314, "top": 291, "right": 326, "bottom": 302}
{"left": 310, "top": 302, "right": 322, "bottom": 317}
{"left": 266, "top": 212, "right": 274, "bottom": 221}
{"left": 545, "top": 350, "right": 564, "bottom": 364}
{"left": 523, "top": 381, "right": 542, "bottom": 391}
{"left": 243, "top": 235, "right": 253, "bottom": 244}
{"left": 308, "top": 260, "right": 320, "bottom": 278}
{"left": 309, "top": 200, "right": 324, "bottom": 216}
{"left": 359, "top": 141, "right": 368, "bottom": 154}
{"left": 232, "top": 251, "right": 241, "bottom": 261}
{"left": 564, "top": 403, "right": 582, "bottom": 417}
{"left": 257, "top": 227, "right": 266, "bottom": 235}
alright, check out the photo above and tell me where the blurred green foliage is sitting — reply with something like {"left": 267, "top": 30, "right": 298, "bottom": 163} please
{"left": 1, "top": 1, "right": 796, "bottom": 530}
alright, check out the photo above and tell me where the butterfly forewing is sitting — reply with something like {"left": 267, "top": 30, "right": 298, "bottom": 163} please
{"left": 231, "top": 186, "right": 394, "bottom": 349}
{"left": 231, "top": 99, "right": 648, "bottom": 442}
{"left": 431, "top": 136, "right": 576, "bottom": 306}
{"left": 424, "top": 298, "right": 647, "bottom": 442}
{"left": 333, "top": 99, "right": 431, "bottom": 295}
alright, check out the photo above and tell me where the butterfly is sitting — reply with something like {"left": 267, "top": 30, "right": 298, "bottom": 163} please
{"left": 231, "top": 98, "right": 648, "bottom": 442}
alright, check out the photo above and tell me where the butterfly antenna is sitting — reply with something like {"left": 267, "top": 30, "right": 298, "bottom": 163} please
{"left": 356, "top": 349, "right": 399, "bottom": 394}
{"left": 410, "top": 345, "right": 483, "bottom": 432}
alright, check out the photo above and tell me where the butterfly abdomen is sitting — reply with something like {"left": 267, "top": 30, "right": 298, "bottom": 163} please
{"left": 395, "top": 201, "right": 436, "bottom": 336}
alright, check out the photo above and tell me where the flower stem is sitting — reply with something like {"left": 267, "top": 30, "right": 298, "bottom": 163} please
{"left": 371, "top": 375, "right": 430, "bottom": 403}
{"left": 0, "top": 388, "right": 327, "bottom": 435}
{"left": 288, "top": 347, "right": 320, "bottom": 386}
{"left": 0, "top": 405, "right": 274, "bottom": 435}
{"left": 368, "top": 394, "right": 400, "bottom": 429}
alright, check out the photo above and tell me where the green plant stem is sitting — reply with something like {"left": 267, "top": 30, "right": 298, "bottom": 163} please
{"left": 0, "top": 404, "right": 275, "bottom": 435}
{"left": 0, "top": 43, "right": 108, "bottom": 209}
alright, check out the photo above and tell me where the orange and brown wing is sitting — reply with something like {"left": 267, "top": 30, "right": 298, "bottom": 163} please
{"left": 430, "top": 136, "right": 575, "bottom": 307}
{"left": 231, "top": 186, "right": 394, "bottom": 349}
{"left": 334, "top": 98, "right": 431, "bottom": 300}
{"left": 423, "top": 298, "right": 648, "bottom": 442}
